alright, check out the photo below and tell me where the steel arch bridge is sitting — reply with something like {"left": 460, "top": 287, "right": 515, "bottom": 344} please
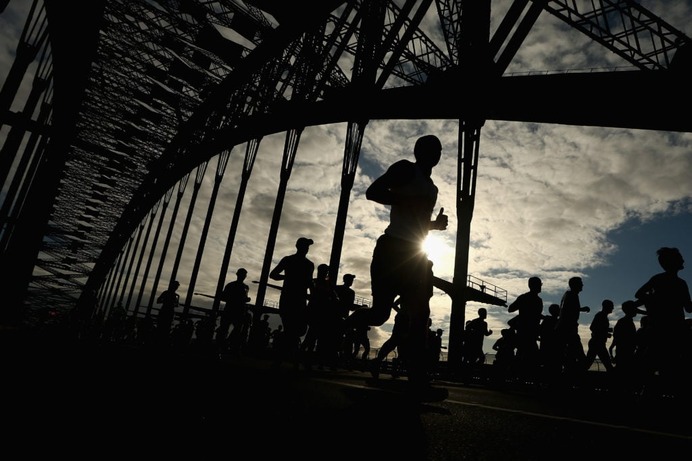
{"left": 1, "top": 0, "right": 690, "bottom": 366}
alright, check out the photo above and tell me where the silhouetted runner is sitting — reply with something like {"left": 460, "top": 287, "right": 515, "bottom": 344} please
{"left": 609, "top": 300, "right": 647, "bottom": 390}
{"left": 345, "top": 134, "right": 448, "bottom": 401}
{"left": 156, "top": 280, "right": 180, "bottom": 347}
{"left": 302, "top": 263, "right": 340, "bottom": 370}
{"left": 492, "top": 328, "right": 516, "bottom": 377}
{"left": 464, "top": 307, "right": 493, "bottom": 365}
{"left": 269, "top": 237, "right": 315, "bottom": 369}
{"left": 335, "top": 273, "right": 358, "bottom": 365}
{"left": 554, "top": 276, "right": 590, "bottom": 374}
{"left": 334, "top": 273, "right": 357, "bottom": 320}
{"left": 584, "top": 299, "right": 615, "bottom": 372}
{"left": 217, "top": 267, "right": 251, "bottom": 353}
{"left": 538, "top": 303, "right": 561, "bottom": 375}
{"left": 507, "top": 276, "right": 543, "bottom": 374}
{"left": 634, "top": 247, "right": 692, "bottom": 394}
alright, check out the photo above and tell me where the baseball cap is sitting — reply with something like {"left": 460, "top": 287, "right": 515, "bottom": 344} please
{"left": 343, "top": 273, "right": 356, "bottom": 280}
{"left": 296, "top": 237, "right": 314, "bottom": 247}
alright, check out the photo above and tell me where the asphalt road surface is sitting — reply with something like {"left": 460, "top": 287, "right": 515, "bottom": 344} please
{"left": 4, "top": 337, "right": 690, "bottom": 460}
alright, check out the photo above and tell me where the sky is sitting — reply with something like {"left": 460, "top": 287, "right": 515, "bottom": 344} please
{"left": 2, "top": 1, "right": 691, "bottom": 355}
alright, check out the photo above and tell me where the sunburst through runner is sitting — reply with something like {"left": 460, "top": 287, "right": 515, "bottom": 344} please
{"left": 421, "top": 234, "right": 452, "bottom": 268}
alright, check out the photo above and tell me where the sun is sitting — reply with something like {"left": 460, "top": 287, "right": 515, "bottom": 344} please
{"left": 422, "top": 234, "right": 452, "bottom": 268}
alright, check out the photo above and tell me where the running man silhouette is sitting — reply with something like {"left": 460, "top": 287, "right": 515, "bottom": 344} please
{"left": 334, "top": 273, "right": 357, "bottom": 363}
{"left": 538, "top": 303, "right": 561, "bottom": 374}
{"left": 428, "top": 327, "right": 444, "bottom": 378}
{"left": 464, "top": 307, "right": 493, "bottom": 365}
{"left": 609, "top": 300, "right": 647, "bottom": 390}
{"left": 217, "top": 267, "right": 251, "bottom": 353}
{"left": 155, "top": 280, "right": 180, "bottom": 346}
{"left": 302, "top": 263, "right": 340, "bottom": 370}
{"left": 334, "top": 273, "right": 357, "bottom": 321}
{"left": 492, "top": 328, "right": 516, "bottom": 377}
{"left": 345, "top": 134, "right": 448, "bottom": 399}
{"left": 634, "top": 247, "right": 692, "bottom": 394}
{"left": 555, "top": 276, "right": 590, "bottom": 374}
{"left": 583, "top": 299, "right": 615, "bottom": 372}
{"left": 269, "top": 237, "right": 315, "bottom": 369}
{"left": 507, "top": 276, "right": 544, "bottom": 374}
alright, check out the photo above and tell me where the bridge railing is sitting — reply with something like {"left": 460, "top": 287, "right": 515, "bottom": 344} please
{"left": 466, "top": 274, "right": 507, "bottom": 305}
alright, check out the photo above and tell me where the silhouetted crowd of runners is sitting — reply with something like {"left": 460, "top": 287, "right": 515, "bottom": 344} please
{"left": 24, "top": 136, "right": 692, "bottom": 403}
{"left": 36, "top": 238, "right": 691, "bottom": 403}
{"left": 467, "top": 247, "right": 692, "bottom": 400}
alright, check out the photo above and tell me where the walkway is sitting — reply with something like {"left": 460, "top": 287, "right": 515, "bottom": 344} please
{"left": 3, "top": 328, "right": 690, "bottom": 459}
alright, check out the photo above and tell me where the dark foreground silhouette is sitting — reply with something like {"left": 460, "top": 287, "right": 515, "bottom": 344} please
{"left": 3, "top": 325, "right": 690, "bottom": 460}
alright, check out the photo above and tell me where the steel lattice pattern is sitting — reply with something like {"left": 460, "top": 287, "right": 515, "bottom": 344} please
{"left": 1, "top": 0, "right": 690, "bottom": 318}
